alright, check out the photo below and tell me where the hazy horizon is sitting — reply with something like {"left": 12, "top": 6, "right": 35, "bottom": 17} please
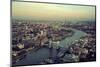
{"left": 12, "top": 1, "right": 95, "bottom": 22}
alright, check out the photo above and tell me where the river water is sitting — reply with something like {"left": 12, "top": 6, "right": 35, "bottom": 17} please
{"left": 59, "top": 29, "right": 87, "bottom": 48}
{"left": 15, "top": 29, "right": 87, "bottom": 65}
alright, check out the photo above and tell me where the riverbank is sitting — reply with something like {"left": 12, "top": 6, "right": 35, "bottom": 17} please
{"left": 14, "top": 28, "right": 87, "bottom": 66}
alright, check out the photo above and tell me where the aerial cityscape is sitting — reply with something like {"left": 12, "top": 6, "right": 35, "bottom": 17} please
{"left": 12, "top": 1, "right": 96, "bottom": 66}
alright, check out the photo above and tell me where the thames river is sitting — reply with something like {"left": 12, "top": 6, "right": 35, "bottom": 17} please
{"left": 15, "top": 29, "right": 87, "bottom": 65}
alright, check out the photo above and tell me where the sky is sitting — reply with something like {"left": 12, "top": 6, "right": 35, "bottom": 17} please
{"left": 12, "top": 1, "right": 95, "bottom": 21}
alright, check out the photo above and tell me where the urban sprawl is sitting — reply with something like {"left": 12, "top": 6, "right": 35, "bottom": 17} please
{"left": 12, "top": 20, "right": 96, "bottom": 66}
